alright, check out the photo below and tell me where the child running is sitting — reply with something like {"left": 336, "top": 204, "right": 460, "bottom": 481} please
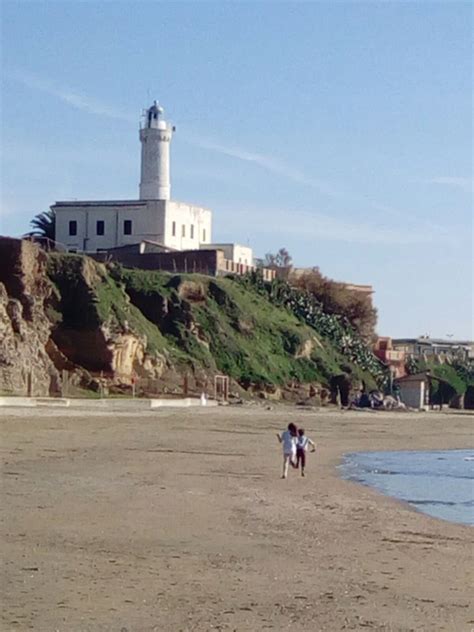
{"left": 276, "top": 422, "right": 298, "bottom": 479}
{"left": 295, "top": 428, "right": 316, "bottom": 477}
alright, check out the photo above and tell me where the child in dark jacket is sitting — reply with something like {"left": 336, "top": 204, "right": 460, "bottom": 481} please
{"left": 295, "top": 428, "right": 316, "bottom": 477}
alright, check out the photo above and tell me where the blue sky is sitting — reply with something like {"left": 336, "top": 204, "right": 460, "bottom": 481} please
{"left": 1, "top": 1, "right": 472, "bottom": 338}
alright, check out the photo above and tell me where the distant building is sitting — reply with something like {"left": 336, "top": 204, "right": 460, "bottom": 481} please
{"left": 291, "top": 268, "right": 373, "bottom": 297}
{"left": 202, "top": 243, "right": 253, "bottom": 266}
{"left": 374, "top": 336, "right": 473, "bottom": 380}
{"left": 392, "top": 337, "right": 473, "bottom": 363}
{"left": 53, "top": 199, "right": 212, "bottom": 254}
{"left": 92, "top": 241, "right": 275, "bottom": 281}
{"left": 53, "top": 102, "right": 250, "bottom": 264}
{"left": 340, "top": 283, "right": 374, "bottom": 297}
{"left": 373, "top": 337, "right": 406, "bottom": 378}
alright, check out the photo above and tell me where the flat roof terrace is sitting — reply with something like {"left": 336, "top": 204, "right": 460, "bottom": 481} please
{"left": 52, "top": 200, "right": 148, "bottom": 207}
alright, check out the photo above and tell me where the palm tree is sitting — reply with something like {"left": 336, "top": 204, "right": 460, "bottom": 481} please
{"left": 25, "top": 209, "right": 56, "bottom": 248}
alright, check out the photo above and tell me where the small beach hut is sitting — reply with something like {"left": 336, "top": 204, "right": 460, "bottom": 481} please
{"left": 397, "top": 373, "right": 428, "bottom": 409}
{"left": 396, "top": 371, "right": 458, "bottom": 410}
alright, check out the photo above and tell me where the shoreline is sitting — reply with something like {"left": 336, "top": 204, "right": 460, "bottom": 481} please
{"left": 1, "top": 406, "right": 473, "bottom": 631}
{"left": 338, "top": 447, "right": 474, "bottom": 527}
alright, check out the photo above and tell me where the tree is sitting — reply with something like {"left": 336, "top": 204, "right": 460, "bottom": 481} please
{"left": 290, "top": 267, "right": 377, "bottom": 341}
{"left": 264, "top": 248, "right": 293, "bottom": 279}
{"left": 264, "top": 247, "right": 292, "bottom": 268}
{"left": 25, "top": 209, "right": 56, "bottom": 248}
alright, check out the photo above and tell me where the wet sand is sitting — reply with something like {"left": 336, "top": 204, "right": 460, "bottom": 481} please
{"left": 1, "top": 406, "right": 473, "bottom": 631}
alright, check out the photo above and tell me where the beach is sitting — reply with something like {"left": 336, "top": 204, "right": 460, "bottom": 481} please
{"left": 1, "top": 406, "right": 473, "bottom": 631}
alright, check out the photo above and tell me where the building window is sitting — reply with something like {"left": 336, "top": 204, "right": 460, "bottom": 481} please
{"left": 203, "top": 229, "right": 206, "bottom": 242}
{"left": 172, "top": 221, "right": 176, "bottom": 237}
{"left": 96, "top": 220, "right": 105, "bottom": 236}
{"left": 69, "top": 220, "right": 77, "bottom": 236}
{"left": 191, "top": 224, "right": 194, "bottom": 239}
{"left": 182, "top": 224, "right": 186, "bottom": 238}
{"left": 123, "top": 220, "right": 132, "bottom": 235}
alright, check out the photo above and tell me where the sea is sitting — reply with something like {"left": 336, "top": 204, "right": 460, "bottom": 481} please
{"left": 340, "top": 449, "right": 474, "bottom": 526}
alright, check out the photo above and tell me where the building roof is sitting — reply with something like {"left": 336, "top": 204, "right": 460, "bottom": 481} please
{"left": 396, "top": 372, "right": 428, "bottom": 383}
{"left": 206, "top": 242, "right": 233, "bottom": 247}
{"left": 396, "top": 371, "right": 454, "bottom": 386}
{"left": 393, "top": 337, "right": 472, "bottom": 347}
{"left": 204, "top": 243, "right": 252, "bottom": 249}
{"left": 340, "top": 283, "right": 374, "bottom": 294}
{"left": 52, "top": 200, "right": 148, "bottom": 208}
{"left": 52, "top": 199, "right": 213, "bottom": 213}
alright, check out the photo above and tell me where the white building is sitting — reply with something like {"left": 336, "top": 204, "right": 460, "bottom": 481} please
{"left": 53, "top": 102, "right": 217, "bottom": 255}
{"left": 202, "top": 243, "right": 253, "bottom": 266}
{"left": 54, "top": 199, "right": 212, "bottom": 253}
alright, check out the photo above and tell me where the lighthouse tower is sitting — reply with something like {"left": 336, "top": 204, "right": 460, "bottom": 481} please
{"left": 53, "top": 100, "right": 214, "bottom": 256}
{"left": 139, "top": 102, "right": 174, "bottom": 200}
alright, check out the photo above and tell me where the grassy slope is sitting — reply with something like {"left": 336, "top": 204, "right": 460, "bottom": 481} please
{"left": 46, "top": 254, "right": 378, "bottom": 388}
{"left": 115, "top": 266, "right": 377, "bottom": 388}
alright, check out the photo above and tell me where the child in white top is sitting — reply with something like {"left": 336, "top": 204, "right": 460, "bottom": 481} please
{"left": 295, "top": 428, "right": 316, "bottom": 477}
{"left": 277, "top": 423, "right": 297, "bottom": 479}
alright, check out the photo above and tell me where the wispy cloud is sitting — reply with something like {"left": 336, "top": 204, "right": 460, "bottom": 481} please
{"left": 9, "top": 67, "right": 344, "bottom": 198}
{"left": 5, "top": 69, "right": 463, "bottom": 245}
{"left": 182, "top": 133, "right": 343, "bottom": 199}
{"left": 7, "top": 69, "right": 135, "bottom": 123}
{"left": 425, "top": 177, "right": 473, "bottom": 193}
{"left": 215, "top": 205, "right": 456, "bottom": 246}
{"left": 298, "top": 212, "right": 453, "bottom": 245}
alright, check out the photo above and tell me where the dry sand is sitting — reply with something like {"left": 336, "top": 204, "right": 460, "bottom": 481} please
{"left": 1, "top": 405, "right": 473, "bottom": 632}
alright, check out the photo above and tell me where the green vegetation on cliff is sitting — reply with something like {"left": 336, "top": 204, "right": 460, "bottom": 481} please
{"left": 114, "top": 265, "right": 379, "bottom": 388}
{"left": 47, "top": 254, "right": 171, "bottom": 366}
{"left": 406, "top": 355, "right": 474, "bottom": 399}
{"left": 46, "top": 253, "right": 380, "bottom": 389}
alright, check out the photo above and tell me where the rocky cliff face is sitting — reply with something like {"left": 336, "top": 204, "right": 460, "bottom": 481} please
{"left": 0, "top": 238, "right": 59, "bottom": 396}
{"left": 0, "top": 239, "right": 167, "bottom": 396}
{"left": 47, "top": 254, "right": 169, "bottom": 384}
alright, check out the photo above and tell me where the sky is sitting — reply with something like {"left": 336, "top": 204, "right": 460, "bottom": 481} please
{"left": 1, "top": 1, "right": 472, "bottom": 339}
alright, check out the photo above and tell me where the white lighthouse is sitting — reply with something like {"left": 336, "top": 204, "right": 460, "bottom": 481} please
{"left": 139, "top": 102, "right": 174, "bottom": 200}
{"left": 53, "top": 100, "right": 216, "bottom": 254}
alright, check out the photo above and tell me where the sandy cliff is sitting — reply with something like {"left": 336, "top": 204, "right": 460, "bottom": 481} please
{"left": 0, "top": 238, "right": 60, "bottom": 396}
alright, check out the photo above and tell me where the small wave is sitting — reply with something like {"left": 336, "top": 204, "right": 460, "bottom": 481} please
{"left": 365, "top": 468, "right": 473, "bottom": 481}
{"left": 408, "top": 499, "right": 474, "bottom": 507}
